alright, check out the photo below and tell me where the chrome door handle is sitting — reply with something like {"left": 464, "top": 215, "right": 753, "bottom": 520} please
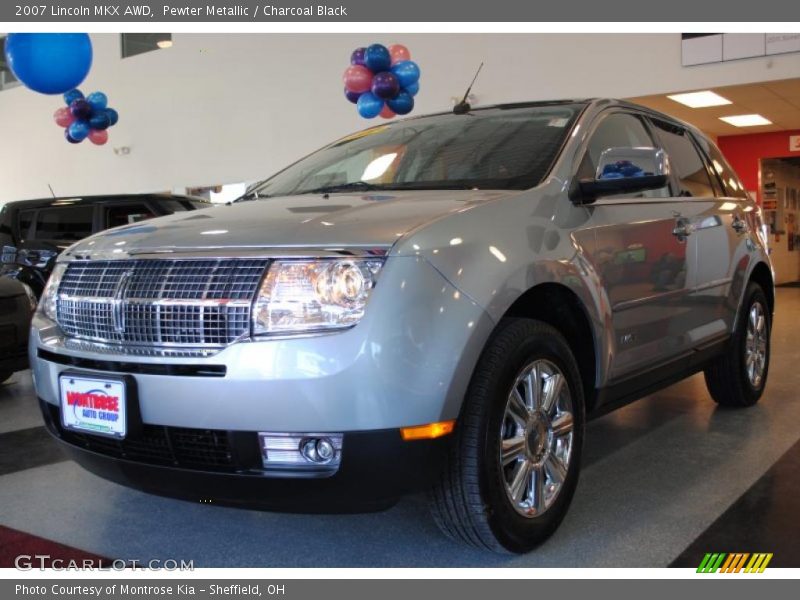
{"left": 732, "top": 216, "right": 749, "bottom": 234}
{"left": 673, "top": 219, "right": 693, "bottom": 240}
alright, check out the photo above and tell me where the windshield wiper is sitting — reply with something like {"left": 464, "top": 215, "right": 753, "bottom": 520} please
{"left": 304, "top": 181, "right": 385, "bottom": 195}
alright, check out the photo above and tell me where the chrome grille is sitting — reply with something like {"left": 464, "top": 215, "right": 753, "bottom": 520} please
{"left": 57, "top": 259, "right": 269, "bottom": 347}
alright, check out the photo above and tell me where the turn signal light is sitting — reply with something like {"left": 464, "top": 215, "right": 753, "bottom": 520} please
{"left": 400, "top": 420, "right": 456, "bottom": 441}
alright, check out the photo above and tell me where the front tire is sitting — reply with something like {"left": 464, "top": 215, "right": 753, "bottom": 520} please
{"left": 429, "top": 318, "right": 585, "bottom": 553}
{"left": 704, "top": 282, "right": 771, "bottom": 408}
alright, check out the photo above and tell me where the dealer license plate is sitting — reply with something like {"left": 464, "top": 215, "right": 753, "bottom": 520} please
{"left": 59, "top": 374, "right": 127, "bottom": 439}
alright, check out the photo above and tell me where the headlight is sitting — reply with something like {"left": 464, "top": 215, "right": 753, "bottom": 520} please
{"left": 253, "top": 259, "right": 384, "bottom": 335}
{"left": 40, "top": 263, "right": 67, "bottom": 321}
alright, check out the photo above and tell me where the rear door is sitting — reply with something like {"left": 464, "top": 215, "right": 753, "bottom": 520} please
{"left": 579, "top": 110, "right": 698, "bottom": 380}
{"left": 686, "top": 133, "right": 754, "bottom": 338}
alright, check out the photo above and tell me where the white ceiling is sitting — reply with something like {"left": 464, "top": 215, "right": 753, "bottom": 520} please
{"left": 627, "top": 77, "right": 800, "bottom": 137}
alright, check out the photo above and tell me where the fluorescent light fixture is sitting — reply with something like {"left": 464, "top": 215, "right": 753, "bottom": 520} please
{"left": 667, "top": 91, "right": 732, "bottom": 108}
{"left": 719, "top": 114, "right": 772, "bottom": 127}
{"left": 157, "top": 40, "right": 173, "bottom": 49}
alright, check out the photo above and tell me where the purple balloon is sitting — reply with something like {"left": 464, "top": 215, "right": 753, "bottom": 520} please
{"left": 69, "top": 98, "right": 92, "bottom": 120}
{"left": 371, "top": 71, "right": 400, "bottom": 100}
{"left": 344, "top": 88, "right": 362, "bottom": 104}
{"left": 350, "top": 47, "right": 366, "bottom": 66}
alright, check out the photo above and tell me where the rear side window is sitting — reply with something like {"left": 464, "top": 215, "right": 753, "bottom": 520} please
{"left": 649, "top": 119, "right": 715, "bottom": 198}
{"left": 105, "top": 203, "right": 157, "bottom": 228}
{"left": 33, "top": 206, "right": 94, "bottom": 241}
{"left": 694, "top": 137, "right": 748, "bottom": 198}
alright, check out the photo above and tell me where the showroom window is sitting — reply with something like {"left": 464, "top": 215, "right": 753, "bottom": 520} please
{"left": 578, "top": 112, "right": 670, "bottom": 198}
{"left": 0, "top": 36, "right": 20, "bottom": 91}
{"left": 650, "top": 119, "right": 716, "bottom": 198}
{"left": 121, "top": 33, "right": 173, "bottom": 58}
{"left": 32, "top": 206, "right": 94, "bottom": 242}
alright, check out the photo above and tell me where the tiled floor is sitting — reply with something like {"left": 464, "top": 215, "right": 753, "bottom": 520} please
{"left": 1, "top": 288, "right": 798, "bottom": 567}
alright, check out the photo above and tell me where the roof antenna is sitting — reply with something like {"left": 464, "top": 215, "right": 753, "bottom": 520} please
{"left": 452, "top": 62, "right": 483, "bottom": 115}
{"left": 47, "top": 183, "right": 57, "bottom": 199}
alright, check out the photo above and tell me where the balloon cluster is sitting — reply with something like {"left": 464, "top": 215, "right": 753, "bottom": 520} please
{"left": 53, "top": 89, "right": 119, "bottom": 146}
{"left": 343, "top": 44, "right": 421, "bottom": 119}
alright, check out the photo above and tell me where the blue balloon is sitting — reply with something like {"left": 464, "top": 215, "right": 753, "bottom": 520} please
{"left": 387, "top": 91, "right": 414, "bottom": 115}
{"left": 89, "top": 112, "right": 111, "bottom": 130}
{"left": 67, "top": 120, "right": 90, "bottom": 142}
{"left": 363, "top": 44, "right": 391, "bottom": 73}
{"left": 405, "top": 81, "right": 420, "bottom": 97}
{"left": 64, "top": 130, "right": 81, "bottom": 144}
{"left": 391, "top": 61, "right": 420, "bottom": 88}
{"left": 4, "top": 33, "right": 92, "bottom": 95}
{"left": 357, "top": 92, "right": 384, "bottom": 119}
{"left": 105, "top": 108, "right": 119, "bottom": 126}
{"left": 86, "top": 91, "right": 108, "bottom": 111}
{"left": 63, "top": 88, "right": 84, "bottom": 105}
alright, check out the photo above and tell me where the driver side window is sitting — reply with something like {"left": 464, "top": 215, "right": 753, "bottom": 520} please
{"left": 579, "top": 112, "right": 670, "bottom": 198}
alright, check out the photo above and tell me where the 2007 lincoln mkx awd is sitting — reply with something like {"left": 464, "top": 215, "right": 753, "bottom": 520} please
{"left": 32, "top": 99, "right": 774, "bottom": 553}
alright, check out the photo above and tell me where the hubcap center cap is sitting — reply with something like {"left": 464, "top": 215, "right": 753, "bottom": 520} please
{"left": 526, "top": 414, "right": 549, "bottom": 460}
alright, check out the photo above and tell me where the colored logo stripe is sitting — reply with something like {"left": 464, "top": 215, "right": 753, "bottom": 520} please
{"left": 697, "top": 553, "right": 773, "bottom": 573}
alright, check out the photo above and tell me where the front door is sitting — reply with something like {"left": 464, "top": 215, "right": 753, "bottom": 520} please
{"left": 578, "top": 111, "right": 698, "bottom": 381}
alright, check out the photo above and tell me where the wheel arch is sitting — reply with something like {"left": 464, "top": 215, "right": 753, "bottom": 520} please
{"left": 748, "top": 261, "right": 775, "bottom": 316}
{"left": 501, "top": 282, "right": 599, "bottom": 412}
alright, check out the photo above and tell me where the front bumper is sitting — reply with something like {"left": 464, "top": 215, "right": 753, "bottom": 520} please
{"left": 40, "top": 398, "right": 448, "bottom": 512}
{"left": 30, "top": 255, "right": 495, "bottom": 507}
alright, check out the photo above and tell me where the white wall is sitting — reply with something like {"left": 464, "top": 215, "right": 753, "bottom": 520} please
{"left": 1, "top": 33, "right": 799, "bottom": 202}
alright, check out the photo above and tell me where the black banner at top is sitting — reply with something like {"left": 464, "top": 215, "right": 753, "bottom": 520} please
{"left": 2, "top": 0, "right": 799, "bottom": 22}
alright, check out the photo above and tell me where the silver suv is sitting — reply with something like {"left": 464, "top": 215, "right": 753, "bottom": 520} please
{"left": 31, "top": 99, "right": 773, "bottom": 553}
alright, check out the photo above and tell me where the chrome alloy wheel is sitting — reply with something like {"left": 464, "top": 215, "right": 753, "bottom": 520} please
{"left": 499, "top": 359, "right": 574, "bottom": 518}
{"left": 745, "top": 301, "right": 768, "bottom": 389}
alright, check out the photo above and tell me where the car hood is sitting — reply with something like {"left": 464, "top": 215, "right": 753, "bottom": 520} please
{"left": 64, "top": 190, "right": 506, "bottom": 259}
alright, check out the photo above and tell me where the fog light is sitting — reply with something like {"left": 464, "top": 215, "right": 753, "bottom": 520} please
{"left": 301, "top": 437, "right": 336, "bottom": 464}
{"left": 258, "top": 432, "right": 343, "bottom": 476}
{"left": 316, "top": 438, "right": 335, "bottom": 461}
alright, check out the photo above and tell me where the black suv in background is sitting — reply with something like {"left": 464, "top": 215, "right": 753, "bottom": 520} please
{"left": 0, "top": 194, "right": 211, "bottom": 298}
{"left": 0, "top": 277, "right": 36, "bottom": 384}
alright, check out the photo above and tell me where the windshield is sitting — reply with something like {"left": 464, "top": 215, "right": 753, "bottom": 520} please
{"left": 245, "top": 103, "right": 585, "bottom": 199}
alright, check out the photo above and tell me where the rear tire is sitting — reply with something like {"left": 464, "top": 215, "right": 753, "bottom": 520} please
{"left": 429, "top": 318, "right": 585, "bottom": 553}
{"left": 704, "top": 282, "right": 770, "bottom": 408}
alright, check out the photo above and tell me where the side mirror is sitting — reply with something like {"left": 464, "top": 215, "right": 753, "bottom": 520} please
{"left": 575, "top": 147, "right": 670, "bottom": 203}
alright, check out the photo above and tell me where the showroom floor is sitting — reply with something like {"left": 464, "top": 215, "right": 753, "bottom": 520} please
{"left": 1, "top": 288, "right": 799, "bottom": 568}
